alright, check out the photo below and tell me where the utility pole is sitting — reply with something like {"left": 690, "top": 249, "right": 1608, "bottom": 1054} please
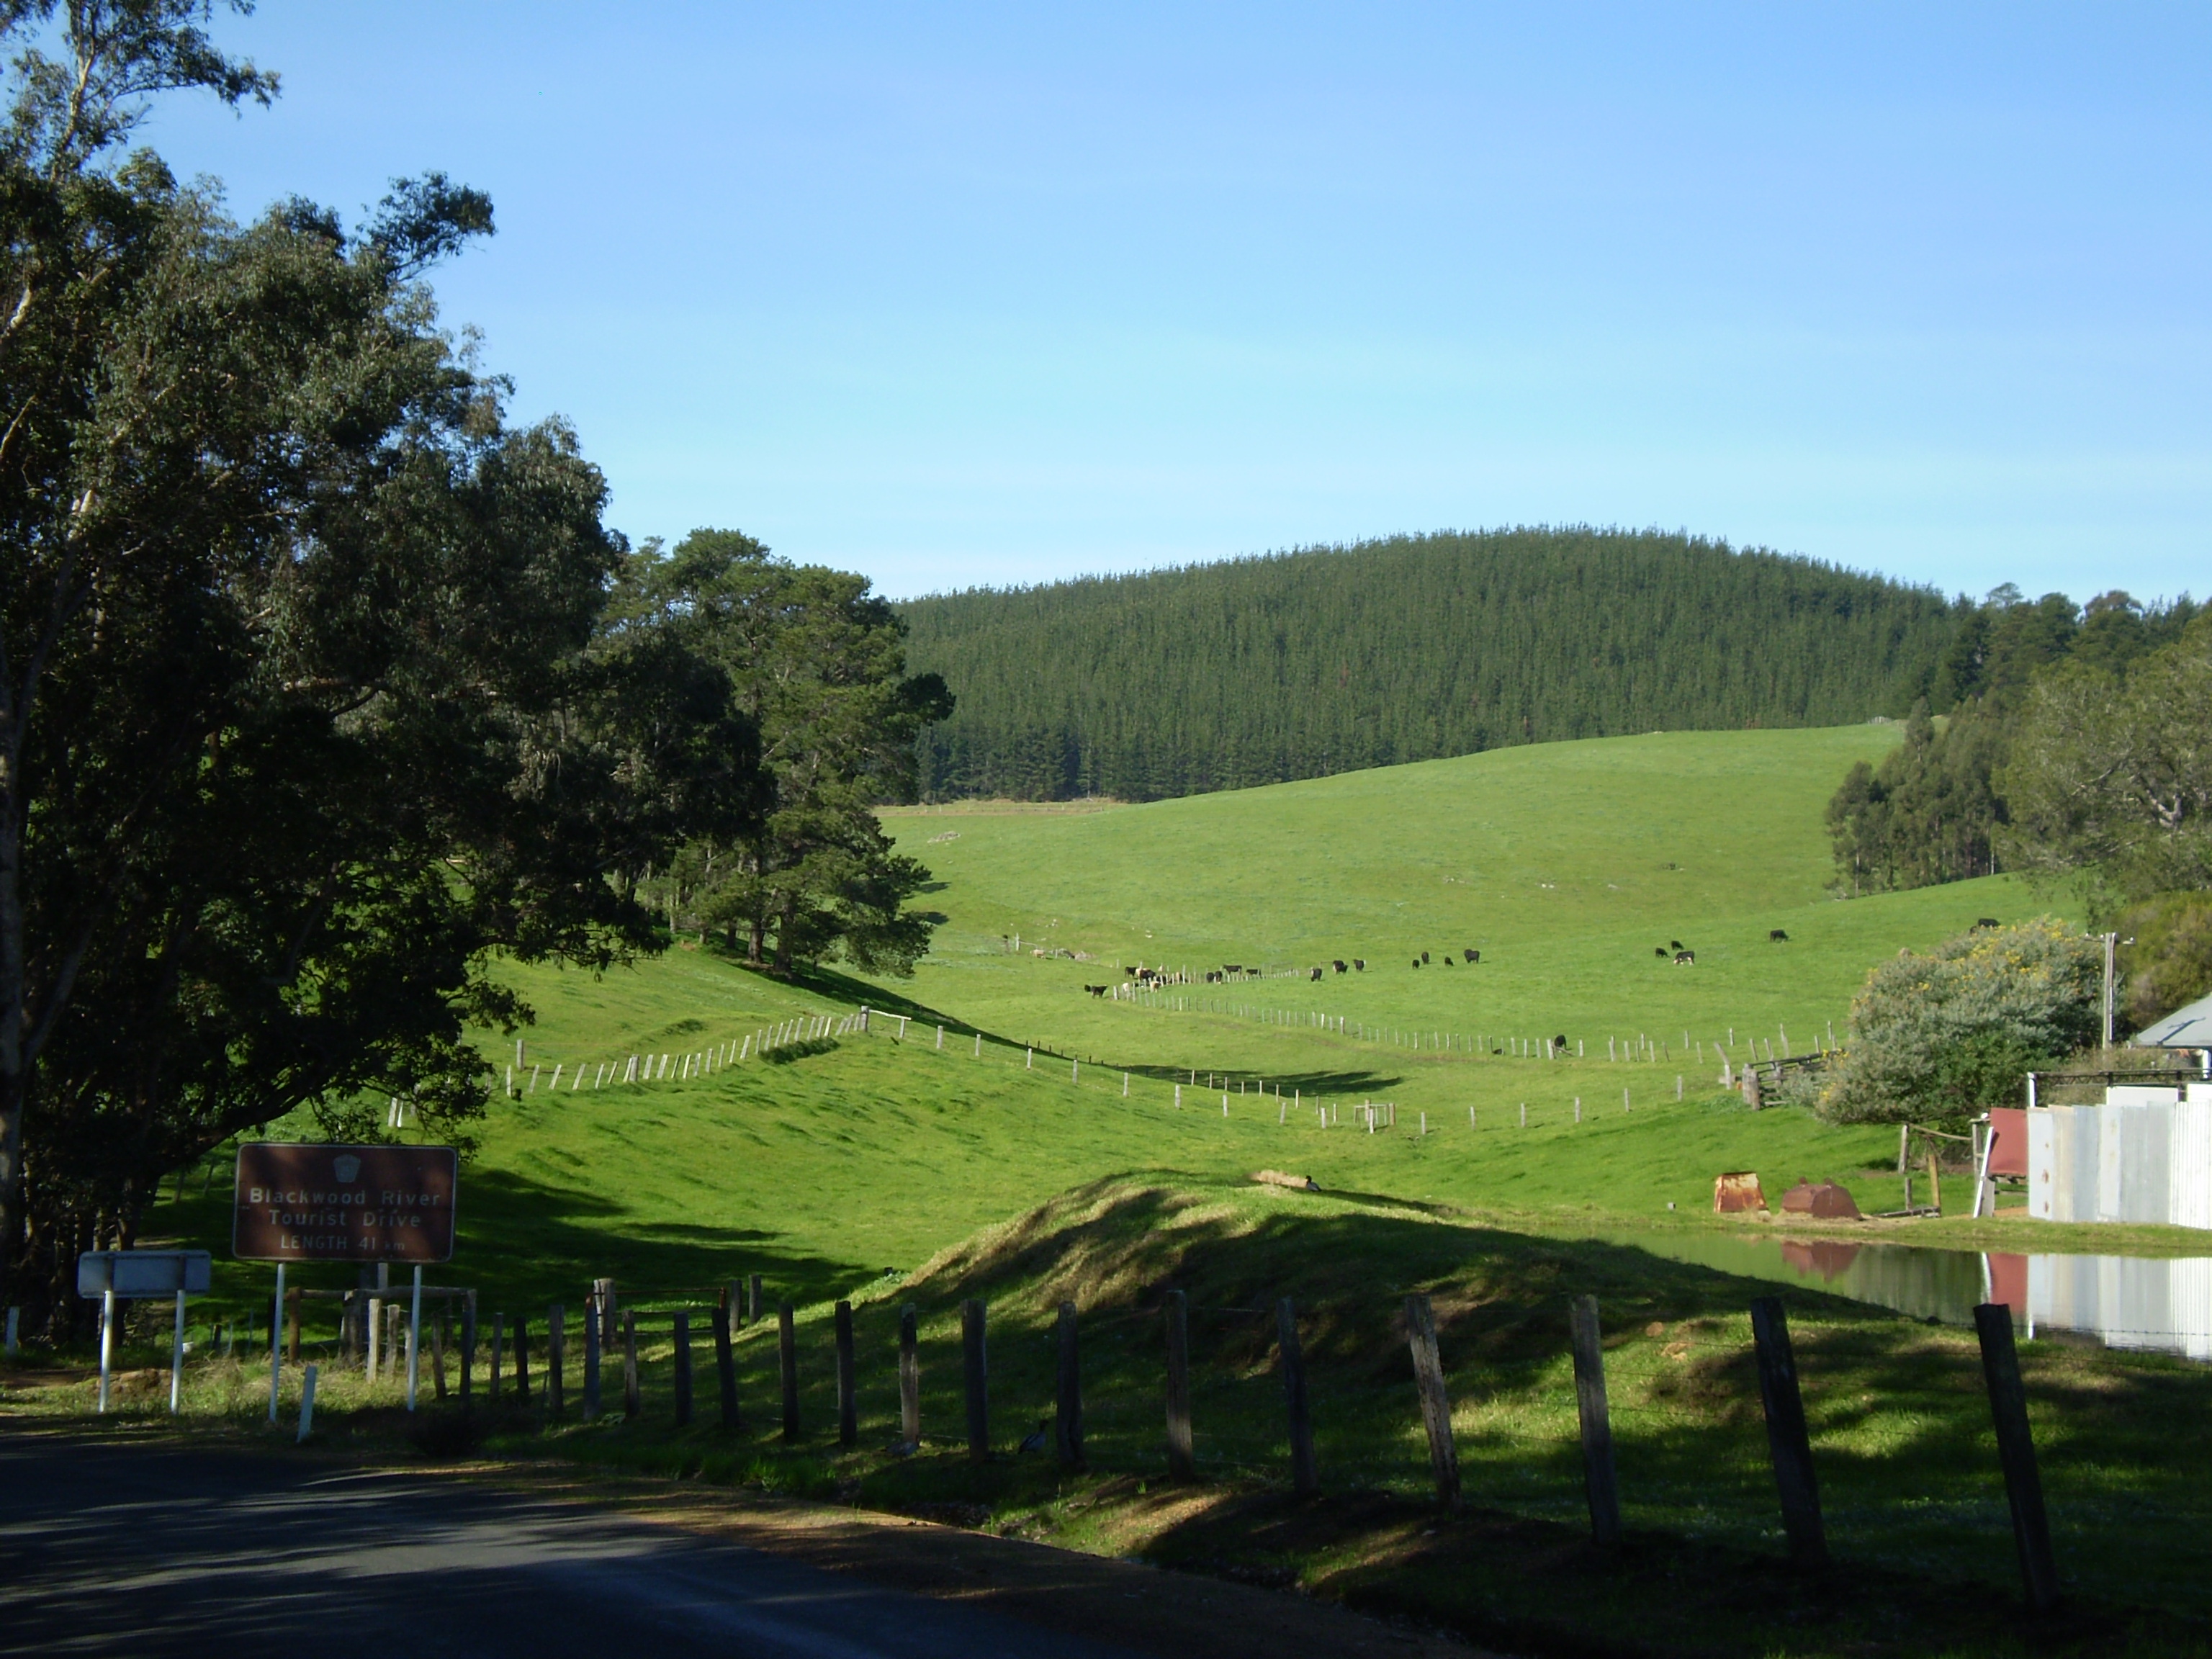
{"left": 2103, "top": 931, "right": 2117, "bottom": 1051}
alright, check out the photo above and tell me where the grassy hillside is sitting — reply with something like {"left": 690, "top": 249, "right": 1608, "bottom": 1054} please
{"left": 900, "top": 527, "right": 1958, "bottom": 800}
{"left": 875, "top": 725, "right": 2046, "bottom": 1088}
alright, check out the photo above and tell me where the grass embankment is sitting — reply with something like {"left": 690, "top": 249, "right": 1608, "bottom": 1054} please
{"left": 42, "top": 1175, "right": 2212, "bottom": 1658}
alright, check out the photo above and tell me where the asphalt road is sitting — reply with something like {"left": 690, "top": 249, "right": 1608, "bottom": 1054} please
{"left": 0, "top": 1431, "right": 1145, "bottom": 1658}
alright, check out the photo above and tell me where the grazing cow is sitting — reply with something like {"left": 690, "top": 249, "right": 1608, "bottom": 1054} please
{"left": 1674, "top": 950, "right": 1696, "bottom": 965}
{"left": 1085, "top": 984, "right": 1107, "bottom": 997}
{"left": 1353, "top": 958, "right": 1365, "bottom": 971}
{"left": 1224, "top": 963, "right": 1242, "bottom": 976}
{"left": 1654, "top": 946, "right": 1668, "bottom": 958}
{"left": 1444, "top": 955, "right": 1454, "bottom": 965}
{"left": 1552, "top": 1034, "right": 1568, "bottom": 1053}
{"left": 1974, "top": 917, "right": 2000, "bottom": 930}
{"left": 1670, "top": 940, "right": 1683, "bottom": 951}
{"left": 1310, "top": 967, "right": 1323, "bottom": 981}
{"left": 1332, "top": 959, "right": 1346, "bottom": 974}
{"left": 1769, "top": 929, "right": 1790, "bottom": 942}
{"left": 1411, "top": 958, "right": 1421, "bottom": 968}
{"left": 1421, "top": 950, "right": 1430, "bottom": 963}
{"left": 1124, "top": 966, "right": 1137, "bottom": 976}
{"left": 1462, "top": 948, "right": 1479, "bottom": 963}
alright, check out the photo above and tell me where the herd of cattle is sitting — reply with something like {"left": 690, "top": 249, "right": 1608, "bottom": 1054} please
{"left": 1079, "top": 925, "right": 1813, "bottom": 996}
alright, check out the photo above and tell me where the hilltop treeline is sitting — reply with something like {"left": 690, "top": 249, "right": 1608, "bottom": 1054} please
{"left": 900, "top": 529, "right": 1956, "bottom": 801}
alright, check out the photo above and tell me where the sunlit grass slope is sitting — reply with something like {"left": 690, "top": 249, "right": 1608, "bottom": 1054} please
{"left": 873, "top": 725, "right": 2049, "bottom": 1098}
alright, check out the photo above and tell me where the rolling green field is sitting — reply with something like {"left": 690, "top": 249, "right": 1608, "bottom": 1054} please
{"left": 89, "top": 723, "right": 2204, "bottom": 1657}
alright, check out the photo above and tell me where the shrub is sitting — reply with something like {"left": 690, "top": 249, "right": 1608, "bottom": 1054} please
{"left": 1817, "top": 917, "right": 2102, "bottom": 1126}
{"left": 2117, "top": 890, "right": 2212, "bottom": 1030}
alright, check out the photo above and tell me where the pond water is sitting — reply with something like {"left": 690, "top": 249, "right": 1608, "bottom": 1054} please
{"left": 1611, "top": 1230, "right": 2212, "bottom": 1362}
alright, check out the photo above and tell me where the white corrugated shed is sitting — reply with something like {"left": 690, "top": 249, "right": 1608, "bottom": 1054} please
{"left": 2028, "top": 1092, "right": 2212, "bottom": 1230}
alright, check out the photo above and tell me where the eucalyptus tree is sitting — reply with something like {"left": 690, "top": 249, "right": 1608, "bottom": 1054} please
{"left": 0, "top": 4, "right": 737, "bottom": 1327}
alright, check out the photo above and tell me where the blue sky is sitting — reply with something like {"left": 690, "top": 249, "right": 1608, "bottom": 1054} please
{"left": 140, "top": 4, "right": 2208, "bottom": 603}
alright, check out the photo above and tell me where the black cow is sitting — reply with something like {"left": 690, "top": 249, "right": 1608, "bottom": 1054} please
{"left": 1769, "top": 929, "right": 1790, "bottom": 942}
{"left": 1553, "top": 1034, "right": 1568, "bottom": 1053}
{"left": 1421, "top": 950, "right": 1430, "bottom": 963}
{"left": 1411, "top": 958, "right": 1422, "bottom": 968}
{"left": 1310, "top": 967, "right": 1323, "bottom": 981}
{"left": 1670, "top": 940, "right": 1683, "bottom": 951}
{"left": 1124, "top": 966, "right": 1137, "bottom": 976}
{"left": 1974, "top": 917, "right": 2000, "bottom": 930}
{"left": 1085, "top": 984, "right": 1107, "bottom": 997}
{"left": 1462, "top": 948, "right": 1479, "bottom": 963}
{"left": 1332, "top": 959, "right": 1346, "bottom": 974}
{"left": 1654, "top": 946, "right": 1668, "bottom": 957}
{"left": 1353, "top": 958, "right": 1365, "bottom": 971}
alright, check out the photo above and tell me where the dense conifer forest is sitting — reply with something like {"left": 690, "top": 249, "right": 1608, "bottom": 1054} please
{"left": 899, "top": 528, "right": 1956, "bottom": 801}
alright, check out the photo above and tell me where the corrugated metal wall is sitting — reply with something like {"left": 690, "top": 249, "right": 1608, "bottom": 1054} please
{"left": 2028, "top": 1084, "right": 2212, "bottom": 1231}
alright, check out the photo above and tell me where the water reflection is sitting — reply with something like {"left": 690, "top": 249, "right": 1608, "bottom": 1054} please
{"left": 1611, "top": 1231, "right": 2212, "bottom": 1361}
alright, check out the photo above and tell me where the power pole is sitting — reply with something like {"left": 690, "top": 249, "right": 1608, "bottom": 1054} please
{"left": 2103, "top": 931, "right": 2117, "bottom": 1051}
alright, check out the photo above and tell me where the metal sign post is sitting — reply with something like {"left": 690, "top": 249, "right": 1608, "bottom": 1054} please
{"left": 75, "top": 1251, "right": 212, "bottom": 1416}
{"left": 233, "top": 1143, "right": 457, "bottom": 1414}
{"left": 267, "top": 1262, "right": 284, "bottom": 1424}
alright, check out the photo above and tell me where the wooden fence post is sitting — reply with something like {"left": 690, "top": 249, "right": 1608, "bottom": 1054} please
{"left": 622, "top": 1311, "right": 640, "bottom": 1417}
{"left": 714, "top": 1303, "right": 739, "bottom": 1428}
{"left": 460, "top": 1291, "right": 477, "bottom": 1409}
{"left": 547, "top": 1305, "right": 565, "bottom": 1421}
{"left": 489, "top": 1311, "right": 505, "bottom": 1400}
{"left": 1974, "top": 1303, "right": 2059, "bottom": 1614}
{"left": 1404, "top": 1293, "right": 1462, "bottom": 1511}
{"left": 514, "top": 1315, "right": 530, "bottom": 1402}
{"left": 1164, "top": 1289, "right": 1195, "bottom": 1479}
{"left": 1277, "top": 1298, "right": 1318, "bottom": 1496}
{"left": 582, "top": 1298, "right": 601, "bottom": 1421}
{"left": 673, "top": 1311, "right": 693, "bottom": 1426}
{"left": 748, "top": 1274, "right": 763, "bottom": 1325}
{"left": 1568, "top": 1295, "right": 1621, "bottom": 1546}
{"left": 835, "top": 1300, "right": 858, "bottom": 1447}
{"left": 778, "top": 1303, "right": 799, "bottom": 1441}
{"left": 899, "top": 1305, "right": 921, "bottom": 1446}
{"left": 1056, "top": 1300, "right": 1084, "bottom": 1470}
{"left": 595, "top": 1277, "right": 616, "bottom": 1354}
{"left": 1749, "top": 1297, "right": 1826, "bottom": 1568}
{"left": 962, "top": 1298, "right": 989, "bottom": 1463}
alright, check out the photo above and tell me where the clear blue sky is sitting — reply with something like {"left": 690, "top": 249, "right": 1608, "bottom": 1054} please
{"left": 142, "top": 3, "right": 2208, "bottom": 603}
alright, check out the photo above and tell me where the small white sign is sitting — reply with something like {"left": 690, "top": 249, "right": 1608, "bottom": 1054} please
{"left": 76, "top": 1250, "right": 212, "bottom": 1298}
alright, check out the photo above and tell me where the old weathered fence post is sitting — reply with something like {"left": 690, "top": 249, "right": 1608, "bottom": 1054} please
{"left": 714, "top": 1303, "right": 739, "bottom": 1428}
{"left": 582, "top": 1299, "right": 601, "bottom": 1421}
{"left": 962, "top": 1298, "right": 989, "bottom": 1462}
{"left": 489, "top": 1311, "right": 505, "bottom": 1399}
{"left": 595, "top": 1277, "right": 617, "bottom": 1354}
{"left": 778, "top": 1303, "right": 800, "bottom": 1441}
{"left": 747, "top": 1274, "right": 764, "bottom": 1326}
{"left": 1749, "top": 1297, "right": 1826, "bottom": 1568}
{"left": 1974, "top": 1303, "right": 2059, "bottom": 1614}
{"left": 1277, "top": 1298, "right": 1319, "bottom": 1496}
{"left": 1568, "top": 1295, "right": 1621, "bottom": 1545}
{"left": 460, "top": 1291, "right": 477, "bottom": 1409}
{"left": 835, "top": 1300, "right": 858, "bottom": 1447}
{"left": 514, "top": 1315, "right": 530, "bottom": 1401}
{"left": 547, "top": 1305, "right": 566, "bottom": 1421}
{"left": 1164, "top": 1288, "right": 1195, "bottom": 1479}
{"left": 673, "top": 1310, "right": 693, "bottom": 1426}
{"left": 899, "top": 1305, "right": 921, "bottom": 1445}
{"left": 1404, "top": 1292, "right": 1462, "bottom": 1511}
{"left": 1056, "top": 1300, "right": 1084, "bottom": 1470}
{"left": 622, "top": 1311, "right": 640, "bottom": 1416}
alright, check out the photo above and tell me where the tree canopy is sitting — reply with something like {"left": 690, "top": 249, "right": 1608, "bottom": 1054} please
{"left": 0, "top": 2, "right": 762, "bottom": 1330}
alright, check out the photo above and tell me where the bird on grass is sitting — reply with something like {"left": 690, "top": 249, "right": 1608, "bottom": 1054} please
{"left": 1017, "top": 1417, "right": 1050, "bottom": 1455}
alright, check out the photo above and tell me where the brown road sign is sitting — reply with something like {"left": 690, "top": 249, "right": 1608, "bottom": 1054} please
{"left": 233, "top": 1143, "right": 458, "bottom": 1263}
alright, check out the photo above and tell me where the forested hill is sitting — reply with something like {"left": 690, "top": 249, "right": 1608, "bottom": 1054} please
{"left": 899, "top": 528, "right": 1956, "bottom": 801}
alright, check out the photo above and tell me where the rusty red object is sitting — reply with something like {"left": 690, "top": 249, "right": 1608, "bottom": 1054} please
{"left": 1985, "top": 1107, "right": 2029, "bottom": 1178}
{"left": 1713, "top": 1171, "right": 1768, "bottom": 1213}
{"left": 1779, "top": 1179, "right": 1862, "bottom": 1220}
